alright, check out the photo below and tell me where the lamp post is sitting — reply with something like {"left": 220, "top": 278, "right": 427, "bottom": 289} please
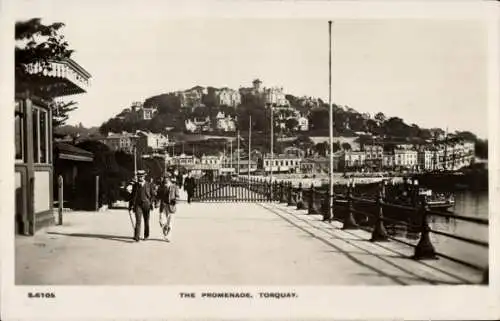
{"left": 328, "top": 20, "right": 335, "bottom": 222}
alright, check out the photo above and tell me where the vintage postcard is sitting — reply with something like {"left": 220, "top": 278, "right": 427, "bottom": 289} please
{"left": 1, "top": 0, "right": 499, "bottom": 320}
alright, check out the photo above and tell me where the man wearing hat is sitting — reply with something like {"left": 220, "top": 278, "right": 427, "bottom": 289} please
{"left": 128, "top": 170, "right": 155, "bottom": 242}
{"left": 157, "top": 172, "right": 179, "bottom": 242}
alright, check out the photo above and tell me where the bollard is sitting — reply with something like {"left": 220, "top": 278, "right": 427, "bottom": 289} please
{"left": 95, "top": 175, "right": 100, "bottom": 211}
{"left": 370, "top": 181, "right": 389, "bottom": 242}
{"left": 287, "top": 182, "right": 295, "bottom": 206}
{"left": 57, "top": 175, "right": 63, "bottom": 225}
{"left": 279, "top": 181, "right": 285, "bottom": 203}
{"left": 267, "top": 179, "right": 272, "bottom": 201}
{"left": 342, "top": 180, "right": 358, "bottom": 229}
{"left": 413, "top": 196, "right": 438, "bottom": 260}
{"left": 296, "top": 182, "right": 304, "bottom": 210}
{"left": 321, "top": 192, "right": 331, "bottom": 221}
{"left": 308, "top": 183, "right": 320, "bottom": 215}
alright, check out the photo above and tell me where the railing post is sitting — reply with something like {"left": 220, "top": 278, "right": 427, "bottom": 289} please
{"left": 370, "top": 180, "right": 389, "bottom": 242}
{"left": 413, "top": 194, "right": 438, "bottom": 260}
{"left": 342, "top": 179, "right": 358, "bottom": 229}
{"left": 296, "top": 182, "right": 304, "bottom": 210}
{"left": 308, "top": 183, "right": 319, "bottom": 214}
{"left": 321, "top": 191, "right": 331, "bottom": 222}
{"left": 57, "top": 175, "right": 63, "bottom": 225}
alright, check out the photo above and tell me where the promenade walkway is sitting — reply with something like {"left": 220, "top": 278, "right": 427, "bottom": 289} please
{"left": 15, "top": 199, "right": 483, "bottom": 285}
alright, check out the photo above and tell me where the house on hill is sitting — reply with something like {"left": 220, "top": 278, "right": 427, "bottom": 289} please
{"left": 215, "top": 87, "right": 241, "bottom": 107}
{"left": 215, "top": 112, "right": 236, "bottom": 132}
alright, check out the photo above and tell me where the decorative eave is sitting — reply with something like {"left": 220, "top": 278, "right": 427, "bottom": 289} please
{"left": 17, "top": 58, "right": 91, "bottom": 98}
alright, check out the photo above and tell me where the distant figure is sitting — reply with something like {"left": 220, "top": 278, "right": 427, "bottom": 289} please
{"left": 184, "top": 172, "right": 196, "bottom": 204}
{"left": 158, "top": 173, "right": 180, "bottom": 242}
{"left": 176, "top": 171, "right": 184, "bottom": 190}
{"left": 128, "top": 170, "right": 155, "bottom": 242}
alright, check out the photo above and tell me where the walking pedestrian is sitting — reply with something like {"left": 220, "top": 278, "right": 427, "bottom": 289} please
{"left": 158, "top": 173, "right": 180, "bottom": 242}
{"left": 128, "top": 170, "right": 155, "bottom": 242}
{"left": 176, "top": 170, "right": 184, "bottom": 190}
{"left": 184, "top": 171, "right": 196, "bottom": 204}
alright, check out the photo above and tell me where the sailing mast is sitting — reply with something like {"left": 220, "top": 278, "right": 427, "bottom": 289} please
{"left": 444, "top": 127, "right": 448, "bottom": 171}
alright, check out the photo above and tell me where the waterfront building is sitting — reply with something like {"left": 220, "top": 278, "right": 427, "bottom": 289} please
{"left": 283, "top": 146, "right": 306, "bottom": 158}
{"left": 101, "top": 132, "right": 139, "bottom": 154}
{"left": 394, "top": 148, "right": 418, "bottom": 170}
{"left": 237, "top": 159, "right": 258, "bottom": 174}
{"left": 167, "top": 154, "right": 199, "bottom": 167}
{"left": 15, "top": 58, "right": 91, "bottom": 235}
{"left": 382, "top": 152, "right": 395, "bottom": 169}
{"left": 200, "top": 154, "right": 223, "bottom": 166}
{"left": 262, "top": 154, "right": 302, "bottom": 173}
{"left": 362, "top": 144, "right": 383, "bottom": 169}
{"left": 344, "top": 151, "right": 366, "bottom": 169}
{"left": 417, "top": 148, "right": 435, "bottom": 171}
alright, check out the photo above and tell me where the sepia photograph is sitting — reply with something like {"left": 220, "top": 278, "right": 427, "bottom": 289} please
{"left": 1, "top": 0, "right": 499, "bottom": 320}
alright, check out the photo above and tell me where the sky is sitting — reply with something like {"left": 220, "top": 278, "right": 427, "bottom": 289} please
{"left": 13, "top": 1, "right": 490, "bottom": 139}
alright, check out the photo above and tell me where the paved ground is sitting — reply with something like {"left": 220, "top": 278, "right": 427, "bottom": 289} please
{"left": 16, "top": 197, "right": 484, "bottom": 285}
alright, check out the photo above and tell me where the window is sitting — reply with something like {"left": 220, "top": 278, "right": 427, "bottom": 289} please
{"left": 39, "top": 109, "right": 48, "bottom": 163}
{"left": 15, "top": 101, "right": 24, "bottom": 162}
{"left": 31, "top": 106, "right": 50, "bottom": 164}
{"left": 32, "top": 108, "right": 39, "bottom": 162}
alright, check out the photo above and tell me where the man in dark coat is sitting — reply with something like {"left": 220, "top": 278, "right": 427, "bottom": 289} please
{"left": 128, "top": 170, "right": 155, "bottom": 242}
{"left": 183, "top": 171, "right": 196, "bottom": 204}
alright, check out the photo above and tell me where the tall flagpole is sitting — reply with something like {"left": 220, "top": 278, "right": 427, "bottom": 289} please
{"left": 248, "top": 115, "right": 252, "bottom": 181}
{"left": 134, "top": 145, "right": 137, "bottom": 180}
{"left": 328, "top": 20, "right": 334, "bottom": 222}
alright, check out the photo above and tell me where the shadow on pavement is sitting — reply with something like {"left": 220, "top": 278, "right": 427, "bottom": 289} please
{"left": 259, "top": 203, "right": 474, "bottom": 285}
{"left": 47, "top": 232, "right": 135, "bottom": 243}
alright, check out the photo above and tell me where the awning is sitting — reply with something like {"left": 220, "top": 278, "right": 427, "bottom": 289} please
{"left": 55, "top": 142, "right": 94, "bottom": 162}
{"left": 17, "top": 59, "right": 91, "bottom": 98}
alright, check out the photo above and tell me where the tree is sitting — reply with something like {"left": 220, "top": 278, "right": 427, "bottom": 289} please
{"left": 374, "top": 112, "right": 386, "bottom": 123}
{"left": 475, "top": 139, "right": 488, "bottom": 159}
{"left": 52, "top": 100, "right": 78, "bottom": 127}
{"left": 16, "top": 18, "right": 77, "bottom": 126}
{"left": 285, "top": 118, "right": 298, "bottom": 132}
{"left": 309, "top": 108, "right": 329, "bottom": 130}
{"left": 314, "top": 142, "right": 328, "bottom": 156}
{"left": 15, "top": 18, "right": 73, "bottom": 76}
{"left": 341, "top": 142, "right": 352, "bottom": 151}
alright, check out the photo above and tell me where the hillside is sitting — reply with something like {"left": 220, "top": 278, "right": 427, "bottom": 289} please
{"left": 95, "top": 83, "right": 488, "bottom": 158}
